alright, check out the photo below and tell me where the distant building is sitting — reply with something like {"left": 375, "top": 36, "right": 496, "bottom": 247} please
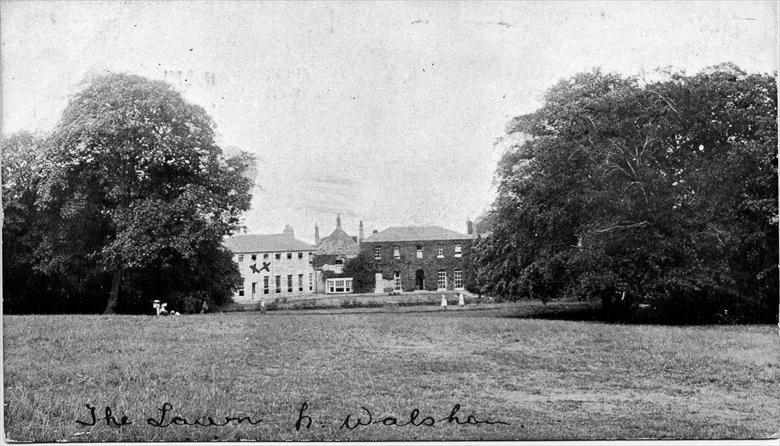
{"left": 224, "top": 225, "right": 315, "bottom": 302}
{"left": 360, "top": 222, "right": 475, "bottom": 293}
{"left": 313, "top": 214, "right": 363, "bottom": 293}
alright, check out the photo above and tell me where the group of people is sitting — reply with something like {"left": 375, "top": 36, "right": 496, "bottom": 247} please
{"left": 440, "top": 293, "right": 466, "bottom": 308}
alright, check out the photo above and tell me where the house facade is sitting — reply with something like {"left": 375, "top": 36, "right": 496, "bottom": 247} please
{"left": 224, "top": 225, "right": 316, "bottom": 302}
{"left": 313, "top": 214, "right": 363, "bottom": 293}
{"left": 360, "top": 224, "right": 474, "bottom": 293}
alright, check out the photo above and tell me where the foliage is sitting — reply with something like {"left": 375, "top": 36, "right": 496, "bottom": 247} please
{"left": 2, "top": 73, "right": 254, "bottom": 313}
{"left": 342, "top": 250, "right": 375, "bottom": 293}
{"left": 476, "top": 64, "right": 778, "bottom": 322}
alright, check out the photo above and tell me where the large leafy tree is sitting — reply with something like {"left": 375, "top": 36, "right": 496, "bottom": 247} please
{"left": 476, "top": 65, "right": 777, "bottom": 322}
{"left": 31, "top": 73, "right": 254, "bottom": 313}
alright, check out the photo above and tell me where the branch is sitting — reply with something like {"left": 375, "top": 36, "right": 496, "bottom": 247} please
{"left": 592, "top": 221, "right": 649, "bottom": 233}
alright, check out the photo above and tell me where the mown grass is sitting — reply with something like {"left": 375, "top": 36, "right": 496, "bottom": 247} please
{"left": 3, "top": 303, "right": 778, "bottom": 441}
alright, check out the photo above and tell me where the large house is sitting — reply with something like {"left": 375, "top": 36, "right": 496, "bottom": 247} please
{"left": 360, "top": 223, "right": 475, "bottom": 293}
{"left": 313, "top": 214, "right": 363, "bottom": 293}
{"left": 224, "top": 225, "right": 315, "bottom": 302}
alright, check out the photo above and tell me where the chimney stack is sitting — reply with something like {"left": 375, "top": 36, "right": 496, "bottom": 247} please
{"left": 314, "top": 223, "right": 320, "bottom": 245}
{"left": 336, "top": 214, "right": 342, "bottom": 229}
{"left": 467, "top": 219, "right": 474, "bottom": 236}
{"left": 283, "top": 224, "right": 294, "bottom": 239}
{"left": 358, "top": 220, "right": 364, "bottom": 243}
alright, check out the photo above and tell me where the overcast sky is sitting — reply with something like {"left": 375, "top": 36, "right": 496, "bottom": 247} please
{"left": 2, "top": 1, "right": 777, "bottom": 242}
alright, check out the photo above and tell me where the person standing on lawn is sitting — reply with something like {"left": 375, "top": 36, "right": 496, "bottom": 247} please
{"left": 440, "top": 294, "right": 448, "bottom": 309}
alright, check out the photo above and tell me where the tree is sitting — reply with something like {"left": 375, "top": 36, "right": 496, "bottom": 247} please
{"left": 478, "top": 65, "right": 777, "bottom": 322}
{"left": 33, "top": 73, "right": 254, "bottom": 313}
{"left": 342, "top": 251, "right": 376, "bottom": 294}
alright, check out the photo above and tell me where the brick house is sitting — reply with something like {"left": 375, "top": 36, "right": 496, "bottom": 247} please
{"left": 360, "top": 224, "right": 475, "bottom": 293}
{"left": 224, "top": 225, "right": 316, "bottom": 302}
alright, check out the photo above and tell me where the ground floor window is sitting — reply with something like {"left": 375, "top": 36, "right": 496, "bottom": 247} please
{"left": 238, "top": 287, "right": 245, "bottom": 297}
{"left": 309, "top": 273, "right": 313, "bottom": 291}
{"left": 327, "top": 278, "right": 353, "bottom": 294}
{"left": 263, "top": 276, "right": 269, "bottom": 294}
{"left": 275, "top": 275, "right": 281, "bottom": 293}
{"left": 251, "top": 282, "right": 257, "bottom": 299}
{"left": 454, "top": 270, "right": 463, "bottom": 289}
{"left": 394, "top": 272, "right": 401, "bottom": 291}
{"left": 298, "top": 274, "right": 304, "bottom": 291}
{"left": 287, "top": 274, "right": 293, "bottom": 293}
{"left": 437, "top": 270, "right": 447, "bottom": 290}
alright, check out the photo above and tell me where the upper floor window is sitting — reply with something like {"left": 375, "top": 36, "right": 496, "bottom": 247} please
{"left": 374, "top": 246, "right": 382, "bottom": 260}
{"left": 454, "top": 244, "right": 462, "bottom": 258}
{"left": 251, "top": 254, "right": 257, "bottom": 261}
{"left": 393, "top": 246, "right": 400, "bottom": 259}
{"left": 287, "top": 252, "right": 292, "bottom": 260}
{"left": 416, "top": 245, "right": 423, "bottom": 259}
{"left": 238, "top": 254, "right": 244, "bottom": 262}
{"left": 275, "top": 253, "right": 281, "bottom": 260}
{"left": 263, "top": 253, "right": 269, "bottom": 259}
{"left": 335, "top": 258, "right": 344, "bottom": 266}
{"left": 298, "top": 252, "right": 303, "bottom": 259}
{"left": 437, "top": 246, "right": 444, "bottom": 258}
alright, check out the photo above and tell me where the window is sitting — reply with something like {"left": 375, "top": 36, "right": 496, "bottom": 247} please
{"left": 298, "top": 252, "right": 303, "bottom": 259}
{"left": 309, "top": 273, "right": 313, "bottom": 291}
{"left": 251, "top": 254, "right": 257, "bottom": 261}
{"left": 251, "top": 282, "right": 257, "bottom": 299}
{"left": 263, "top": 253, "right": 269, "bottom": 259}
{"left": 238, "top": 287, "right": 245, "bottom": 297}
{"left": 298, "top": 274, "right": 304, "bottom": 292}
{"left": 393, "top": 246, "right": 400, "bottom": 259}
{"left": 287, "top": 252, "right": 292, "bottom": 260}
{"left": 287, "top": 274, "right": 293, "bottom": 292}
{"left": 275, "top": 253, "right": 281, "bottom": 260}
{"left": 238, "top": 254, "right": 244, "bottom": 262}
{"left": 374, "top": 246, "right": 381, "bottom": 260}
{"left": 454, "top": 270, "right": 463, "bottom": 289}
{"left": 454, "top": 244, "right": 462, "bottom": 258}
{"left": 437, "top": 246, "right": 444, "bottom": 258}
{"left": 263, "top": 276, "right": 269, "bottom": 294}
{"left": 394, "top": 272, "right": 401, "bottom": 291}
{"left": 335, "top": 258, "right": 344, "bottom": 265}
{"left": 275, "top": 275, "right": 281, "bottom": 293}
{"left": 416, "top": 245, "right": 423, "bottom": 259}
{"left": 437, "top": 270, "right": 447, "bottom": 290}
{"left": 326, "top": 278, "right": 353, "bottom": 294}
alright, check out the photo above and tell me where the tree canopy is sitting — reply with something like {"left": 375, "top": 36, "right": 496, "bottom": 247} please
{"left": 3, "top": 73, "right": 255, "bottom": 314}
{"left": 474, "top": 64, "right": 778, "bottom": 323}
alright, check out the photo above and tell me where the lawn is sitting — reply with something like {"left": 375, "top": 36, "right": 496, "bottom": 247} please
{"left": 3, "top": 302, "right": 778, "bottom": 441}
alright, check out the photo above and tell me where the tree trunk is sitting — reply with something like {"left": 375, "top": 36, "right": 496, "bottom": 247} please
{"left": 104, "top": 269, "right": 122, "bottom": 314}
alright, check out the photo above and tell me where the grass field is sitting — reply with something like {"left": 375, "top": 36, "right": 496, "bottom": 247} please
{"left": 3, "top": 302, "right": 778, "bottom": 441}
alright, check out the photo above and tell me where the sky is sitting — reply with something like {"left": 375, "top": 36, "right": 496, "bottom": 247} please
{"left": 2, "top": 1, "right": 777, "bottom": 243}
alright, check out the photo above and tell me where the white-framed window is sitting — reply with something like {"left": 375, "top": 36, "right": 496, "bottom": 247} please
{"left": 454, "top": 270, "right": 463, "bottom": 289}
{"left": 298, "top": 274, "right": 304, "bottom": 292}
{"left": 335, "top": 258, "right": 344, "bottom": 266}
{"left": 275, "top": 275, "right": 281, "bottom": 293}
{"left": 238, "top": 287, "right": 245, "bottom": 297}
{"left": 251, "top": 282, "right": 257, "bottom": 299}
{"left": 437, "top": 270, "right": 447, "bottom": 290}
{"left": 287, "top": 274, "right": 293, "bottom": 292}
{"left": 375, "top": 246, "right": 382, "bottom": 260}
{"left": 238, "top": 254, "right": 244, "bottom": 262}
{"left": 454, "top": 244, "right": 462, "bottom": 258}
{"left": 416, "top": 245, "right": 423, "bottom": 259}
{"left": 394, "top": 272, "right": 401, "bottom": 291}
{"left": 437, "top": 246, "right": 444, "bottom": 258}
{"left": 326, "top": 278, "right": 353, "bottom": 294}
{"left": 393, "top": 246, "right": 400, "bottom": 259}
{"left": 263, "top": 276, "right": 269, "bottom": 294}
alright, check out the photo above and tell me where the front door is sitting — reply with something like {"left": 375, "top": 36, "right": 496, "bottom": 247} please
{"left": 415, "top": 269, "right": 424, "bottom": 290}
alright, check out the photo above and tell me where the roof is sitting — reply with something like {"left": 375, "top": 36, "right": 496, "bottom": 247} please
{"left": 317, "top": 227, "right": 359, "bottom": 255}
{"left": 362, "top": 226, "right": 472, "bottom": 243}
{"left": 224, "top": 234, "right": 314, "bottom": 253}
